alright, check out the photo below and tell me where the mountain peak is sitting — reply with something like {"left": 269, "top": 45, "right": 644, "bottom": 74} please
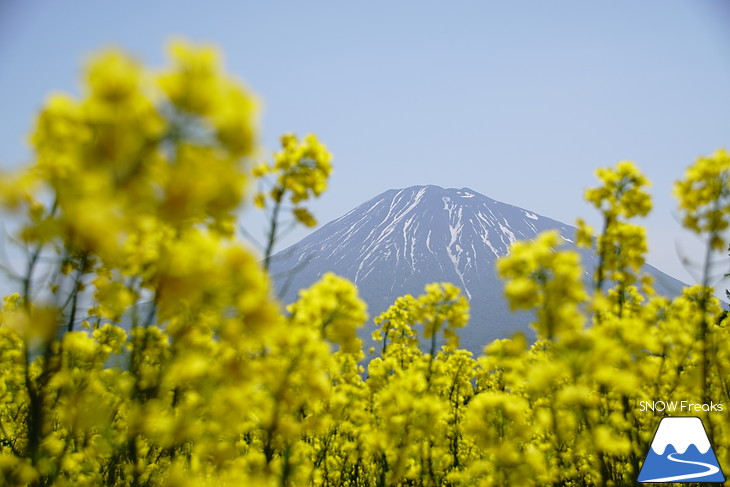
{"left": 384, "top": 185, "right": 485, "bottom": 199}
{"left": 389, "top": 184, "right": 477, "bottom": 193}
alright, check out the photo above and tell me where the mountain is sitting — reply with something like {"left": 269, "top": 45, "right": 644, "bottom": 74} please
{"left": 269, "top": 185, "right": 686, "bottom": 353}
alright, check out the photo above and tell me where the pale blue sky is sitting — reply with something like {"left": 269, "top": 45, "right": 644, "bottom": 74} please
{"left": 1, "top": 1, "right": 729, "bottom": 288}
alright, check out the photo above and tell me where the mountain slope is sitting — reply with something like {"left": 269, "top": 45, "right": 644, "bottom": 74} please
{"left": 269, "top": 185, "right": 686, "bottom": 352}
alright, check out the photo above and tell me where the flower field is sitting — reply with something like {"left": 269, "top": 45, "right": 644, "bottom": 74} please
{"left": 0, "top": 42, "right": 729, "bottom": 486}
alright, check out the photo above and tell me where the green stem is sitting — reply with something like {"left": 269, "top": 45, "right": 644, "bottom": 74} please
{"left": 263, "top": 196, "right": 283, "bottom": 272}
{"left": 65, "top": 254, "right": 88, "bottom": 333}
{"left": 594, "top": 215, "right": 611, "bottom": 293}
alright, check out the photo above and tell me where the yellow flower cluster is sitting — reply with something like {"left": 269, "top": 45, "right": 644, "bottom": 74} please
{"left": 584, "top": 160, "right": 652, "bottom": 219}
{"left": 497, "top": 231, "right": 586, "bottom": 340}
{"left": 254, "top": 133, "right": 333, "bottom": 228}
{"left": 252, "top": 133, "right": 334, "bottom": 270}
{"left": 287, "top": 273, "right": 368, "bottom": 354}
{"left": 675, "top": 148, "right": 730, "bottom": 249}
{"left": 583, "top": 161, "right": 652, "bottom": 292}
{"left": 1, "top": 42, "right": 730, "bottom": 487}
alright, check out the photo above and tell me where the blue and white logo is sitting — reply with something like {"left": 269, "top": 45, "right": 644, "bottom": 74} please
{"left": 638, "top": 417, "right": 725, "bottom": 483}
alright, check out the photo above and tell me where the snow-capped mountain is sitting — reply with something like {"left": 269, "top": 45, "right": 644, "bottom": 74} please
{"left": 269, "top": 185, "right": 685, "bottom": 352}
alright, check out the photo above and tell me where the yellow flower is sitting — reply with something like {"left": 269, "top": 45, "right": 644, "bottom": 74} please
{"left": 585, "top": 160, "right": 652, "bottom": 218}
{"left": 675, "top": 148, "right": 730, "bottom": 248}
{"left": 575, "top": 218, "right": 594, "bottom": 248}
{"left": 85, "top": 49, "right": 142, "bottom": 103}
{"left": 498, "top": 231, "right": 586, "bottom": 340}
{"left": 292, "top": 207, "right": 317, "bottom": 227}
{"left": 288, "top": 273, "right": 367, "bottom": 354}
